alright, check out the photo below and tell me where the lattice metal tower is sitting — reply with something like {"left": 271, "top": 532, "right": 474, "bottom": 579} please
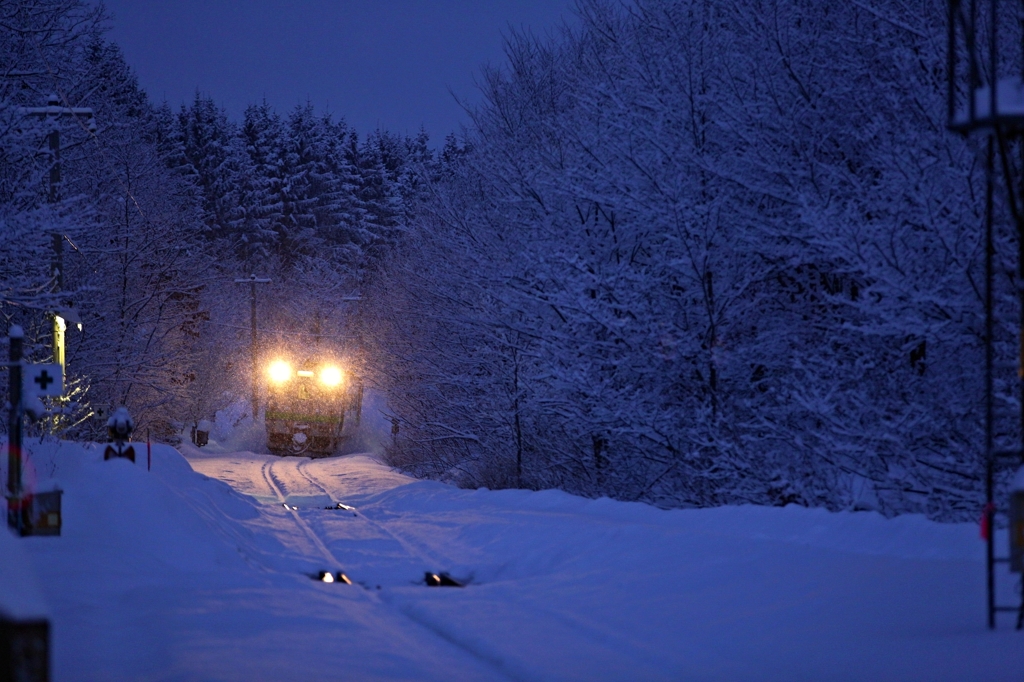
{"left": 948, "top": 0, "right": 1024, "bottom": 629}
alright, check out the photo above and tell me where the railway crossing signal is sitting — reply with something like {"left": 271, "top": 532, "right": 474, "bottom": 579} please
{"left": 33, "top": 371, "right": 53, "bottom": 391}
{"left": 6, "top": 328, "right": 63, "bottom": 537}
{"left": 23, "top": 365, "right": 62, "bottom": 398}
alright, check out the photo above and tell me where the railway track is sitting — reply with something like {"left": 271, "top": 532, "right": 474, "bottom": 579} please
{"left": 256, "top": 455, "right": 520, "bottom": 681}
{"left": 259, "top": 458, "right": 343, "bottom": 571}
{"left": 295, "top": 457, "right": 456, "bottom": 578}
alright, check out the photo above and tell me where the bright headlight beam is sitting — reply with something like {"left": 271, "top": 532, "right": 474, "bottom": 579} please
{"left": 320, "top": 366, "right": 342, "bottom": 387}
{"left": 268, "top": 360, "right": 292, "bottom": 383}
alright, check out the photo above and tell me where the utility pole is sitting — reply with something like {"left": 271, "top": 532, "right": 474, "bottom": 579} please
{"left": 948, "top": 0, "right": 1024, "bottom": 629}
{"left": 20, "top": 94, "right": 97, "bottom": 201}
{"left": 337, "top": 295, "right": 364, "bottom": 426}
{"left": 234, "top": 275, "right": 271, "bottom": 418}
{"left": 20, "top": 94, "right": 96, "bottom": 381}
{"left": 6, "top": 326, "right": 23, "bottom": 534}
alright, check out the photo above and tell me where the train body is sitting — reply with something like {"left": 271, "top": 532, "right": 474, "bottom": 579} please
{"left": 264, "top": 357, "right": 360, "bottom": 456}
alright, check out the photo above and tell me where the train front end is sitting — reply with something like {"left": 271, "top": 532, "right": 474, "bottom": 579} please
{"left": 264, "top": 358, "right": 348, "bottom": 456}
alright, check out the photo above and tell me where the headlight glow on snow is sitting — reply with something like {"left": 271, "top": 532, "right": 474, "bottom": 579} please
{"left": 320, "top": 366, "right": 342, "bottom": 387}
{"left": 268, "top": 360, "right": 292, "bottom": 383}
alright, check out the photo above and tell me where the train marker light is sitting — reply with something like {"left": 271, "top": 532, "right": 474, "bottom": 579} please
{"left": 424, "top": 572, "right": 464, "bottom": 587}
{"left": 268, "top": 360, "right": 292, "bottom": 383}
{"left": 320, "top": 366, "right": 342, "bottom": 387}
{"left": 314, "top": 571, "right": 352, "bottom": 585}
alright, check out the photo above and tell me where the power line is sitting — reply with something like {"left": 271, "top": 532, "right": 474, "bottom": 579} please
{"left": 201, "top": 319, "right": 355, "bottom": 339}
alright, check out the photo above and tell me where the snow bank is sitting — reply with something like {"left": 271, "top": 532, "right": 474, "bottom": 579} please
{"left": 0, "top": 520, "right": 49, "bottom": 620}
{"left": 2, "top": 444, "right": 1020, "bottom": 681}
{"left": 0, "top": 439, "right": 273, "bottom": 680}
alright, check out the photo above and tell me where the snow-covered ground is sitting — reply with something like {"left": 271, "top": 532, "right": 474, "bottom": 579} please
{"left": 2, "top": 437, "right": 1022, "bottom": 681}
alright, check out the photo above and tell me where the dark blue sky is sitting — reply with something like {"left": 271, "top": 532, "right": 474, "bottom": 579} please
{"left": 99, "top": 1, "right": 573, "bottom": 143}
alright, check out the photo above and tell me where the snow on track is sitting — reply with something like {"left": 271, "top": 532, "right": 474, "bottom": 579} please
{"left": 191, "top": 451, "right": 521, "bottom": 680}
{"left": 296, "top": 457, "right": 454, "bottom": 579}
{"left": 5, "top": 439, "right": 1023, "bottom": 681}
{"left": 187, "top": 449, "right": 1024, "bottom": 682}
{"left": 8, "top": 441, "right": 504, "bottom": 681}
{"left": 186, "top": 446, "right": 1024, "bottom": 679}
{"left": 259, "top": 458, "right": 344, "bottom": 571}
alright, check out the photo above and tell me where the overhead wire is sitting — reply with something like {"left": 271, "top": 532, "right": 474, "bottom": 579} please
{"left": 202, "top": 319, "right": 355, "bottom": 339}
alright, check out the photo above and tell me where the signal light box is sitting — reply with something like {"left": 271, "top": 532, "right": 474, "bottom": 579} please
{"left": 8, "top": 490, "right": 62, "bottom": 538}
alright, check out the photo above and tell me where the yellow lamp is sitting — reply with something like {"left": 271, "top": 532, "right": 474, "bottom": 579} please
{"left": 320, "top": 366, "right": 343, "bottom": 387}
{"left": 268, "top": 360, "right": 292, "bottom": 383}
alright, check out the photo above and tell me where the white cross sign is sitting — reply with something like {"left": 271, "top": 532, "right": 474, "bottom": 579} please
{"left": 23, "top": 364, "right": 63, "bottom": 397}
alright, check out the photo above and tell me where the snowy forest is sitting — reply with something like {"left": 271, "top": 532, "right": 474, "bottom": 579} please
{"left": 0, "top": 0, "right": 1012, "bottom": 520}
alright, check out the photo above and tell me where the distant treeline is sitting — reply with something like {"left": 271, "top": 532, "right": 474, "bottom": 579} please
{"left": 152, "top": 95, "right": 439, "bottom": 272}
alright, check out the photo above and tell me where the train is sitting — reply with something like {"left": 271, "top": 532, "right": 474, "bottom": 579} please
{"left": 264, "top": 356, "right": 361, "bottom": 457}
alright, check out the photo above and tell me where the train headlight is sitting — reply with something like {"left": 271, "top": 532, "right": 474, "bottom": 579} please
{"left": 268, "top": 360, "right": 292, "bottom": 383}
{"left": 320, "top": 366, "right": 343, "bottom": 387}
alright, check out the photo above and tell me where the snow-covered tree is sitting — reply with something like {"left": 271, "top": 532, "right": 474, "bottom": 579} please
{"left": 0, "top": 0, "right": 106, "bottom": 344}
{"left": 175, "top": 93, "right": 245, "bottom": 246}
{"left": 58, "top": 41, "right": 207, "bottom": 438}
{"left": 237, "top": 100, "right": 287, "bottom": 265}
{"left": 361, "top": 0, "right": 993, "bottom": 519}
